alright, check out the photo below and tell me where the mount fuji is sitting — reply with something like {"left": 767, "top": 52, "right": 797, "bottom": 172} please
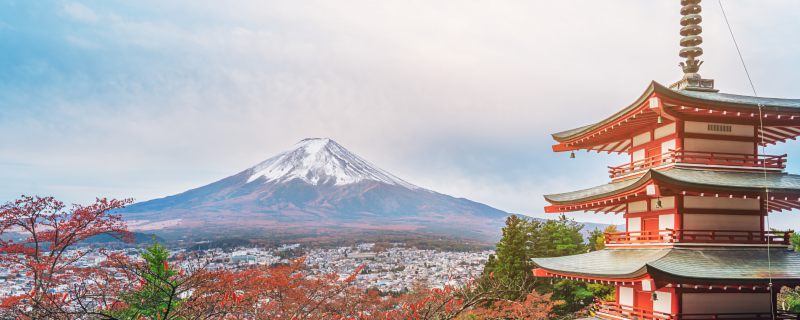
{"left": 121, "top": 138, "right": 512, "bottom": 241}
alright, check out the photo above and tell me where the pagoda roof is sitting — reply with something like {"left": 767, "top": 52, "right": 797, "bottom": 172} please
{"left": 533, "top": 248, "right": 800, "bottom": 284}
{"left": 532, "top": 248, "right": 669, "bottom": 279}
{"left": 544, "top": 167, "right": 800, "bottom": 204}
{"left": 552, "top": 81, "right": 800, "bottom": 142}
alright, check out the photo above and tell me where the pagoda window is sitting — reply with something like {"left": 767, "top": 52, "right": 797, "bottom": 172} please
{"left": 632, "top": 149, "right": 646, "bottom": 162}
{"left": 658, "top": 214, "right": 675, "bottom": 231}
{"left": 682, "top": 292, "right": 770, "bottom": 315}
{"left": 632, "top": 131, "right": 652, "bottom": 147}
{"left": 627, "top": 217, "right": 641, "bottom": 233}
{"left": 683, "top": 138, "right": 755, "bottom": 154}
{"left": 684, "top": 121, "right": 755, "bottom": 138}
{"left": 619, "top": 286, "right": 634, "bottom": 308}
{"left": 627, "top": 200, "right": 648, "bottom": 213}
{"left": 652, "top": 291, "right": 672, "bottom": 314}
{"left": 654, "top": 123, "right": 677, "bottom": 140}
{"left": 650, "top": 196, "right": 675, "bottom": 210}
{"left": 660, "top": 139, "right": 677, "bottom": 155}
{"left": 683, "top": 213, "right": 761, "bottom": 231}
{"left": 683, "top": 196, "right": 760, "bottom": 210}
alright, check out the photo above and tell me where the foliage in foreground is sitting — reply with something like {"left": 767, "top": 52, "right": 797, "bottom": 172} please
{"left": 0, "top": 195, "right": 565, "bottom": 320}
{"left": 781, "top": 286, "right": 800, "bottom": 312}
{"left": 482, "top": 214, "right": 614, "bottom": 316}
{"left": 0, "top": 195, "right": 131, "bottom": 319}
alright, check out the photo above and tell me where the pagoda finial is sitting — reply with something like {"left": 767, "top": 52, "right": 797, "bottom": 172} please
{"left": 679, "top": 0, "right": 704, "bottom": 75}
{"left": 671, "top": 0, "right": 717, "bottom": 91}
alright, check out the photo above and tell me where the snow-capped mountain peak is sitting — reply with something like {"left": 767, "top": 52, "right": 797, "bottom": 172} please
{"left": 246, "top": 138, "right": 419, "bottom": 189}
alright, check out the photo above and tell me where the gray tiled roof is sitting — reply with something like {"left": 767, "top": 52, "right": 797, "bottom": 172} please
{"left": 543, "top": 168, "right": 800, "bottom": 204}
{"left": 532, "top": 249, "right": 670, "bottom": 279}
{"left": 648, "top": 248, "right": 800, "bottom": 281}
{"left": 551, "top": 81, "right": 800, "bottom": 141}
{"left": 656, "top": 168, "right": 800, "bottom": 192}
{"left": 544, "top": 178, "right": 641, "bottom": 204}
{"left": 675, "top": 90, "right": 800, "bottom": 109}
{"left": 533, "top": 248, "right": 800, "bottom": 282}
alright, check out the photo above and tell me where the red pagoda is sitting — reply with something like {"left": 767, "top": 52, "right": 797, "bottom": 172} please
{"left": 532, "top": 1, "right": 800, "bottom": 319}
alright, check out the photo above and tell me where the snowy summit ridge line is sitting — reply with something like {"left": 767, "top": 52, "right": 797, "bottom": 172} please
{"left": 246, "top": 138, "right": 419, "bottom": 190}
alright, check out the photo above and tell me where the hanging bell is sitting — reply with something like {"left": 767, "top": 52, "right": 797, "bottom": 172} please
{"left": 656, "top": 198, "right": 663, "bottom": 209}
{"left": 657, "top": 115, "right": 664, "bottom": 124}
{"left": 570, "top": 151, "right": 576, "bottom": 159}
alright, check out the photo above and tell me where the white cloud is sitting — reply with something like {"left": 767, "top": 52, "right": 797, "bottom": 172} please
{"left": 2, "top": 1, "right": 799, "bottom": 228}
{"left": 62, "top": 2, "right": 98, "bottom": 23}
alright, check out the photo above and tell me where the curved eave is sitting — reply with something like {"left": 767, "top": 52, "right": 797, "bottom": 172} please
{"left": 551, "top": 81, "right": 659, "bottom": 142}
{"left": 659, "top": 82, "right": 800, "bottom": 112}
{"left": 543, "top": 170, "right": 655, "bottom": 205}
{"left": 551, "top": 81, "right": 800, "bottom": 145}
{"left": 543, "top": 168, "right": 800, "bottom": 213}
{"left": 645, "top": 248, "right": 800, "bottom": 285}
{"left": 533, "top": 248, "right": 800, "bottom": 285}
{"left": 532, "top": 249, "right": 670, "bottom": 280}
{"left": 652, "top": 168, "right": 800, "bottom": 195}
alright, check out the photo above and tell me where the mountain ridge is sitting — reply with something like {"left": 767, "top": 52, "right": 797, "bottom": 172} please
{"left": 121, "top": 138, "right": 511, "bottom": 241}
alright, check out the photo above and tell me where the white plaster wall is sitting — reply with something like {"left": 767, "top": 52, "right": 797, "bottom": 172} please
{"left": 682, "top": 293, "right": 770, "bottom": 314}
{"left": 683, "top": 214, "right": 761, "bottom": 231}
{"left": 651, "top": 196, "right": 675, "bottom": 210}
{"left": 683, "top": 138, "right": 754, "bottom": 154}
{"left": 628, "top": 200, "right": 648, "bottom": 213}
{"left": 653, "top": 291, "right": 672, "bottom": 314}
{"left": 619, "top": 287, "right": 634, "bottom": 307}
{"left": 627, "top": 217, "right": 642, "bottom": 232}
{"left": 633, "top": 132, "right": 652, "bottom": 147}
{"left": 683, "top": 196, "right": 761, "bottom": 210}
{"left": 658, "top": 214, "right": 675, "bottom": 230}
{"left": 654, "top": 123, "right": 677, "bottom": 140}
{"left": 632, "top": 149, "right": 646, "bottom": 162}
{"left": 661, "top": 139, "right": 677, "bottom": 155}
{"left": 684, "top": 121, "right": 755, "bottom": 137}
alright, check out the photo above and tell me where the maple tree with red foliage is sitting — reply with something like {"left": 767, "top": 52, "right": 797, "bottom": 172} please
{"left": 0, "top": 195, "right": 132, "bottom": 319}
{"left": 0, "top": 195, "right": 567, "bottom": 320}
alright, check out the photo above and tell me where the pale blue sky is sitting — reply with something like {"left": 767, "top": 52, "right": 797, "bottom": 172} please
{"left": 1, "top": 1, "right": 798, "bottom": 228}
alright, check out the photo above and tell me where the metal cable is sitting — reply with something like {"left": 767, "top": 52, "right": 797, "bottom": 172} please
{"left": 717, "top": 1, "right": 775, "bottom": 319}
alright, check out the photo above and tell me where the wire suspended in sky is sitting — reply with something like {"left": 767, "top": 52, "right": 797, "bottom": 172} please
{"left": 717, "top": 1, "right": 774, "bottom": 320}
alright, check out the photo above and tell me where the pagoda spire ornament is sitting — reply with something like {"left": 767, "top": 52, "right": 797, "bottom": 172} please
{"left": 679, "top": 0, "right": 703, "bottom": 74}
{"left": 670, "top": 0, "right": 717, "bottom": 92}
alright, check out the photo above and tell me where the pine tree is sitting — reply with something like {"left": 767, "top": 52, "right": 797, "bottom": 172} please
{"left": 492, "top": 216, "right": 532, "bottom": 284}
{"left": 110, "top": 241, "right": 182, "bottom": 319}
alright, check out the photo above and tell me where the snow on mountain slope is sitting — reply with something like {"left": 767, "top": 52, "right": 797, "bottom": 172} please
{"left": 121, "top": 138, "right": 511, "bottom": 241}
{"left": 246, "top": 138, "right": 419, "bottom": 189}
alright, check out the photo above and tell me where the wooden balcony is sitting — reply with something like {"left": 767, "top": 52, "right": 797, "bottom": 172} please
{"left": 608, "top": 149, "right": 787, "bottom": 179}
{"left": 595, "top": 300, "right": 800, "bottom": 320}
{"left": 604, "top": 229, "right": 792, "bottom": 246}
{"left": 595, "top": 300, "right": 675, "bottom": 320}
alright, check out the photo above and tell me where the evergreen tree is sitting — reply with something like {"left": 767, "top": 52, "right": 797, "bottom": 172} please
{"left": 589, "top": 225, "right": 619, "bottom": 252}
{"left": 527, "top": 214, "right": 585, "bottom": 258}
{"left": 587, "top": 228, "right": 604, "bottom": 252}
{"left": 483, "top": 214, "right": 617, "bottom": 316}
{"left": 109, "top": 241, "right": 182, "bottom": 319}
{"left": 493, "top": 215, "right": 532, "bottom": 282}
{"left": 484, "top": 215, "right": 535, "bottom": 300}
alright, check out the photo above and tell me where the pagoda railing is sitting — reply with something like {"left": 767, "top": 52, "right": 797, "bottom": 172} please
{"left": 604, "top": 229, "right": 792, "bottom": 245}
{"left": 608, "top": 149, "right": 787, "bottom": 179}
{"left": 595, "top": 300, "right": 800, "bottom": 320}
{"left": 608, "top": 151, "right": 679, "bottom": 178}
{"left": 595, "top": 300, "right": 675, "bottom": 320}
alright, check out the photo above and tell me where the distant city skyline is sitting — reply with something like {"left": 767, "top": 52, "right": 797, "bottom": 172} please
{"left": 1, "top": 1, "right": 798, "bottom": 228}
